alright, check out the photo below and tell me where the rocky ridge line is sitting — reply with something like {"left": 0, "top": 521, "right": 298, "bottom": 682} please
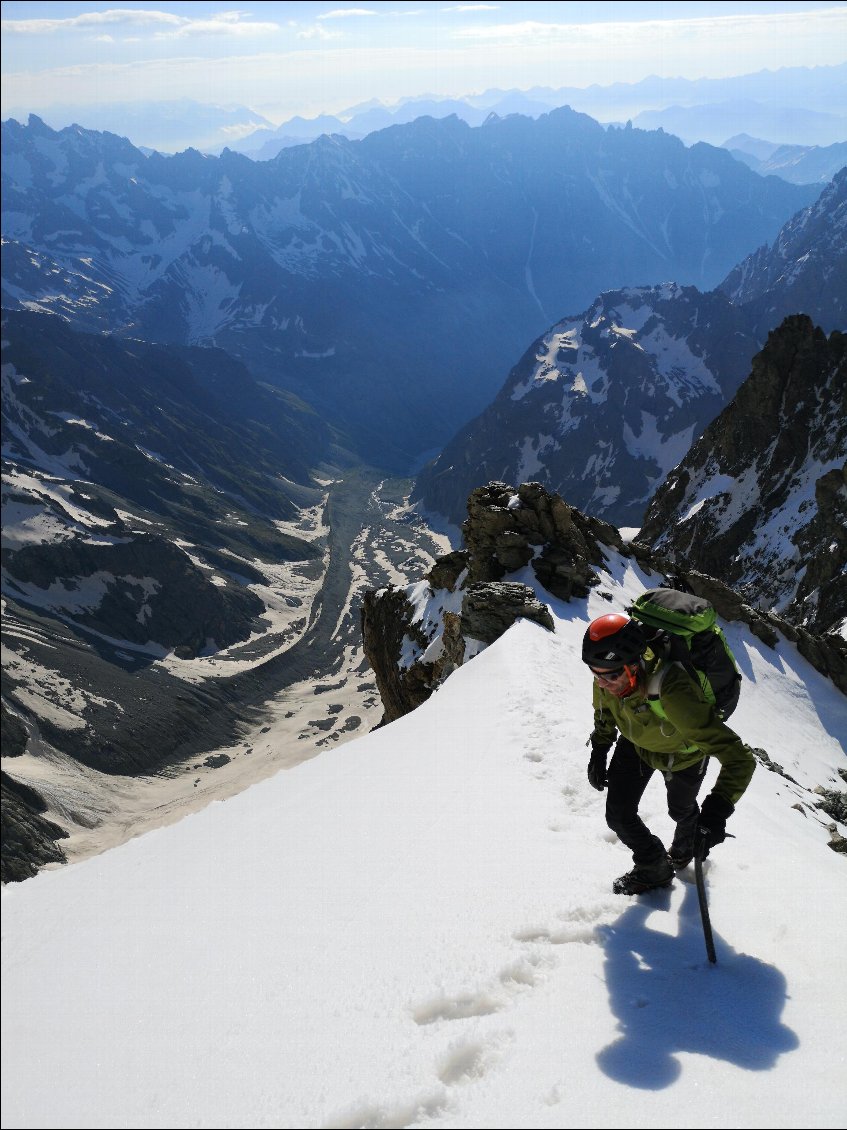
{"left": 362, "top": 481, "right": 847, "bottom": 727}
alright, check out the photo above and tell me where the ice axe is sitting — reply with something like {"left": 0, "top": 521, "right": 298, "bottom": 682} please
{"left": 694, "top": 830, "right": 718, "bottom": 964}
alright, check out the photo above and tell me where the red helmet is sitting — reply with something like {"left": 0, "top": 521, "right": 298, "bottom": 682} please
{"left": 582, "top": 614, "right": 646, "bottom": 669}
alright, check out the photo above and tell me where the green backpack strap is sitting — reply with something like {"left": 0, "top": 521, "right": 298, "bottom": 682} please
{"left": 645, "top": 662, "right": 700, "bottom": 753}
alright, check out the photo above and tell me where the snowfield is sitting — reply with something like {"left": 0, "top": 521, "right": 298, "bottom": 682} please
{"left": 2, "top": 551, "right": 845, "bottom": 1130}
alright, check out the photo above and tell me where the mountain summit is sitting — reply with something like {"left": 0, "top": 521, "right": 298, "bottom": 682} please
{"left": 413, "top": 284, "right": 759, "bottom": 527}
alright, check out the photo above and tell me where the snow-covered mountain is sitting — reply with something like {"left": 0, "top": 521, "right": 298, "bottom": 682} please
{"left": 414, "top": 171, "right": 845, "bottom": 530}
{"left": 2, "top": 105, "right": 843, "bottom": 891}
{"left": 1, "top": 111, "right": 817, "bottom": 464}
{"left": 638, "top": 316, "right": 845, "bottom": 639}
{"left": 413, "top": 284, "right": 760, "bottom": 528}
{"left": 3, "top": 480, "right": 844, "bottom": 1130}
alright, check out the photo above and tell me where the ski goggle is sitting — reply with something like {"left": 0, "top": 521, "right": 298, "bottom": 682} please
{"left": 590, "top": 666, "right": 626, "bottom": 682}
{"left": 591, "top": 663, "right": 640, "bottom": 696}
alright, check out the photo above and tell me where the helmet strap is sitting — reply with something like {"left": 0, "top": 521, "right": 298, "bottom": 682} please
{"left": 608, "top": 662, "right": 641, "bottom": 698}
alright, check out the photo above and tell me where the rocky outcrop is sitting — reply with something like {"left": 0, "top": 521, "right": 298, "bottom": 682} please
{"left": 639, "top": 316, "right": 846, "bottom": 637}
{"left": 1, "top": 772, "right": 68, "bottom": 883}
{"left": 362, "top": 481, "right": 623, "bottom": 724}
{"left": 461, "top": 583, "right": 554, "bottom": 644}
{"left": 462, "top": 481, "right": 625, "bottom": 597}
{"left": 360, "top": 586, "right": 437, "bottom": 725}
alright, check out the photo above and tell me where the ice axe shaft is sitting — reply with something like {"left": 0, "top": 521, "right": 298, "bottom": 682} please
{"left": 694, "top": 846, "right": 717, "bottom": 964}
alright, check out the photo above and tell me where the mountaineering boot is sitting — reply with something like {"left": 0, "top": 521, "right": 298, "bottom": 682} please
{"left": 668, "top": 811, "right": 700, "bottom": 871}
{"left": 668, "top": 838, "right": 695, "bottom": 870}
{"left": 668, "top": 849, "right": 693, "bottom": 871}
{"left": 612, "top": 855, "right": 675, "bottom": 895}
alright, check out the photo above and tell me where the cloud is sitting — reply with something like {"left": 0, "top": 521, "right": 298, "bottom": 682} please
{"left": 296, "top": 25, "right": 344, "bottom": 41}
{"left": 1, "top": 8, "right": 281, "bottom": 39}
{"left": 4, "top": 8, "right": 845, "bottom": 123}
{"left": 440, "top": 4, "right": 500, "bottom": 11}
{"left": 157, "top": 14, "right": 282, "bottom": 40}
{"left": 451, "top": 5, "right": 847, "bottom": 43}
{"left": 316, "top": 8, "right": 378, "bottom": 19}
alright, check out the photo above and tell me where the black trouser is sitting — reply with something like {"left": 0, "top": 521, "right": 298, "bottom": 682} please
{"left": 605, "top": 738, "right": 708, "bottom": 865}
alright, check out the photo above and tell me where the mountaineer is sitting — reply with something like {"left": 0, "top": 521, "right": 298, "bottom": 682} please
{"left": 582, "top": 612, "right": 756, "bottom": 895}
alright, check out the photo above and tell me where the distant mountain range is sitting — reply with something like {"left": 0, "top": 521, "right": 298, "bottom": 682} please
{"left": 631, "top": 100, "right": 846, "bottom": 149}
{"left": 722, "top": 135, "right": 847, "bottom": 184}
{"left": 1, "top": 99, "right": 275, "bottom": 156}
{"left": 244, "top": 95, "right": 845, "bottom": 163}
{"left": 6, "top": 63, "right": 843, "bottom": 160}
{"left": 226, "top": 64, "right": 847, "bottom": 160}
{"left": 1, "top": 110, "right": 817, "bottom": 466}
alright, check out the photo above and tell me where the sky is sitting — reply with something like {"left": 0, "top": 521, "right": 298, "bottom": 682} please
{"left": 2, "top": 1, "right": 847, "bottom": 123}
{"left": 2, "top": 549, "right": 845, "bottom": 1130}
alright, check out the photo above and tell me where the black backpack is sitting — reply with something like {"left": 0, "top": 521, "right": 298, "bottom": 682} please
{"left": 629, "top": 587, "right": 742, "bottom": 719}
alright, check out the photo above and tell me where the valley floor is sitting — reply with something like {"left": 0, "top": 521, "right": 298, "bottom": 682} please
{"left": 3, "top": 470, "right": 456, "bottom": 874}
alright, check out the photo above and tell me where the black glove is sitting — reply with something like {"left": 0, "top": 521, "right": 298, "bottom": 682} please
{"left": 587, "top": 742, "right": 611, "bottom": 791}
{"left": 696, "top": 793, "right": 735, "bottom": 858}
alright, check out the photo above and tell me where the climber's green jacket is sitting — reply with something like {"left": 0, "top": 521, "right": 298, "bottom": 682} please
{"left": 591, "top": 654, "right": 756, "bottom": 806}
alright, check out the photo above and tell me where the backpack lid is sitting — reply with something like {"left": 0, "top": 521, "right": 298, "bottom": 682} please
{"left": 630, "top": 587, "right": 716, "bottom": 637}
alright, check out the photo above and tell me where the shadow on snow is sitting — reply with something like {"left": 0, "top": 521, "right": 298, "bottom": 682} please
{"left": 595, "top": 880, "right": 798, "bottom": 1088}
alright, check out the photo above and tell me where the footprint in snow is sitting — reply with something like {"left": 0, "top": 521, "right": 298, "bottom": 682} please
{"left": 411, "top": 953, "right": 552, "bottom": 1027}
{"left": 322, "top": 1087, "right": 448, "bottom": 1130}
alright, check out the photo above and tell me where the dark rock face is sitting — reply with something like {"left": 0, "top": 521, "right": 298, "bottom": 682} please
{"left": 1, "top": 309, "right": 329, "bottom": 516}
{"left": 1, "top": 772, "right": 68, "bottom": 883}
{"left": 1, "top": 703, "right": 27, "bottom": 757}
{"left": 638, "top": 316, "right": 846, "bottom": 637}
{"left": 461, "top": 582, "right": 554, "bottom": 644}
{"left": 1, "top": 310, "right": 326, "bottom": 656}
{"left": 362, "top": 480, "right": 622, "bottom": 723}
{"left": 462, "top": 481, "right": 623, "bottom": 597}
{"left": 361, "top": 586, "right": 437, "bottom": 725}
{"left": 426, "top": 551, "right": 468, "bottom": 592}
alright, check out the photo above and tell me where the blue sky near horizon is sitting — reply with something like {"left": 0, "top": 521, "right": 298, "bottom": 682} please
{"left": 2, "top": 1, "right": 846, "bottom": 123}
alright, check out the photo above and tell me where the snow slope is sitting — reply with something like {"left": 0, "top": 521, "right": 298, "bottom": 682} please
{"left": 1, "top": 553, "right": 845, "bottom": 1130}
